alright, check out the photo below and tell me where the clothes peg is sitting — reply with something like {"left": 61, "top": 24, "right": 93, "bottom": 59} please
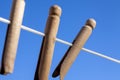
{"left": 34, "top": 5, "right": 62, "bottom": 80}
{"left": 52, "top": 19, "right": 96, "bottom": 80}
{"left": 1, "top": 0, "right": 25, "bottom": 75}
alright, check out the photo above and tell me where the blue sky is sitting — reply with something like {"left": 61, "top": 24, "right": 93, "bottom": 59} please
{"left": 0, "top": 0, "right": 120, "bottom": 80}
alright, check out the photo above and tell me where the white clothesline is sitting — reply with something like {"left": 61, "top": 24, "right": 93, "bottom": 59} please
{"left": 0, "top": 17, "right": 120, "bottom": 64}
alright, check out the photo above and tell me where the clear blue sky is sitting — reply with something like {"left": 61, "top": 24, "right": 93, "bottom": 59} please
{"left": 0, "top": 0, "right": 120, "bottom": 80}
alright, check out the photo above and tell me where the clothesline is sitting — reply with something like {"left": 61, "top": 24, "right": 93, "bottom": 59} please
{"left": 0, "top": 17, "right": 120, "bottom": 64}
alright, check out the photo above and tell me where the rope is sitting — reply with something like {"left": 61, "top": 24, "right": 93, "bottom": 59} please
{"left": 0, "top": 17, "right": 120, "bottom": 64}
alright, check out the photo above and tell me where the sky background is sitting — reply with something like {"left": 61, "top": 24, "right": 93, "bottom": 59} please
{"left": 0, "top": 0, "right": 120, "bottom": 80}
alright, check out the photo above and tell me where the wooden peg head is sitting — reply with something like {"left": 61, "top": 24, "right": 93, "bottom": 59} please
{"left": 49, "top": 5, "right": 62, "bottom": 17}
{"left": 85, "top": 18, "right": 96, "bottom": 29}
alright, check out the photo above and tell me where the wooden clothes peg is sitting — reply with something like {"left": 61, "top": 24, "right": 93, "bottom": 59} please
{"left": 52, "top": 19, "right": 96, "bottom": 80}
{"left": 34, "top": 5, "right": 62, "bottom": 80}
{"left": 0, "top": 0, "right": 25, "bottom": 75}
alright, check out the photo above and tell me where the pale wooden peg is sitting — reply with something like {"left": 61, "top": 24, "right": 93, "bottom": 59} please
{"left": 52, "top": 19, "right": 96, "bottom": 80}
{"left": 34, "top": 5, "right": 62, "bottom": 80}
{"left": 0, "top": 0, "right": 25, "bottom": 75}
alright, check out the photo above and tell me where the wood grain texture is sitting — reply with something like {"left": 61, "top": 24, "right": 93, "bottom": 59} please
{"left": 52, "top": 19, "right": 96, "bottom": 80}
{"left": 0, "top": 0, "right": 25, "bottom": 75}
{"left": 34, "top": 5, "right": 61, "bottom": 80}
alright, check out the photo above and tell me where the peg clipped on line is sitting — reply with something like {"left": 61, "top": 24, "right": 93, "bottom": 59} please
{"left": 34, "top": 5, "right": 62, "bottom": 80}
{"left": 52, "top": 19, "right": 96, "bottom": 80}
{"left": 0, "top": 0, "right": 25, "bottom": 75}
